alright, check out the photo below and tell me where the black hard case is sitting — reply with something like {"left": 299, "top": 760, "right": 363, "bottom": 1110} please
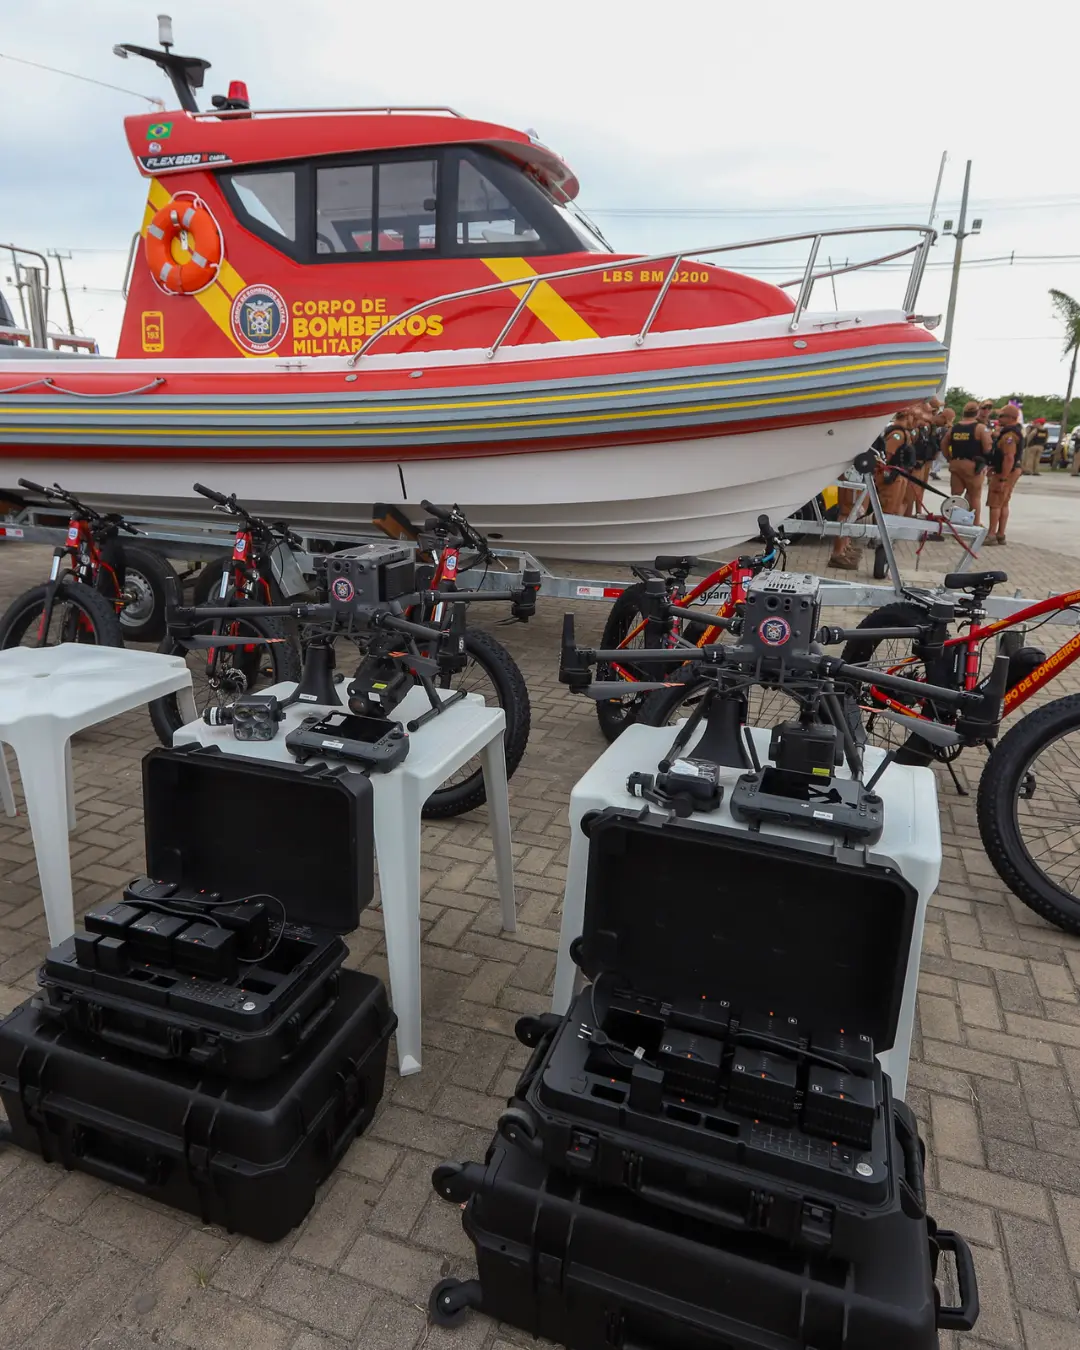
{"left": 37, "top": 921, "right": 348, "bottom": 1080}
{"left": 509, "top": 993, "right": 924, "bottom": 1261}
{"left": 0, "top": 970, "right": 395, "bottom": 1242}
{"left": 142, "top": 745, "right": 375, "bottom": 931}
{"left": 432, "top": 1138, "right": 978, "bottom": 1350}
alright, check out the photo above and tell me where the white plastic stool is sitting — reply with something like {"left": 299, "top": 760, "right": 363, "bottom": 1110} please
{"left": 175, "top": 681, "right": 517, "bottom": 1076}
{"left": 0, "top": 744, "right": 14, "bottom": 817}
{"left": 552, "top": 722, "right": 942, "bottom": 1101}
{"left": 0, "top": 645, "right": 196, "bottom": 946}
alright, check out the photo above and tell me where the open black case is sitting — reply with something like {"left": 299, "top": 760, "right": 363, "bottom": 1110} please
{"left": 141, "top": 744, "right": 375, "bottom": 929}
{"left": 509, "top": 807, "right": 923, "bottom": 1258}
{"left": 36, "top": 745, "right": 377, "bottom": 1080}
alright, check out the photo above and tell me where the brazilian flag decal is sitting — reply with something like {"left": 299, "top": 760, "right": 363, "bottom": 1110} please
{"left": 147, "top": 122, "right": 173, "bottom": 139}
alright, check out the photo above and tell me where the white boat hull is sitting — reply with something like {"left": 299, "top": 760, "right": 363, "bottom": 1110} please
{"left": 0, "top": 416, "right": 876, "bottom": 561}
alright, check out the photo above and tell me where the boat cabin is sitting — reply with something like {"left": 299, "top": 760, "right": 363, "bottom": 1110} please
{"left": 118, "top": 42, "right": 792, "bottom": 361}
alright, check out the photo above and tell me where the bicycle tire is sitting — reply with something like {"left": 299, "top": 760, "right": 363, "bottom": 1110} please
{"left": 148, "top": 613, "right": 302, "bottom": 746}
{"left": 0, "top": 580, "right": 124, "bottom": 650}
{"left": 840, "top": 602, "right": 942, "bottom": 765}
{"left": 421, "top": 628, "right": 530, "bottom": 818}
{"left": 117, "top": 544, "right": 178, "bottom": 643}
{"left": 595, "top": 583, "right": 708, "bottom": 743}
{"left": 977, "top": 692, "right": 1080, "bottom": 934}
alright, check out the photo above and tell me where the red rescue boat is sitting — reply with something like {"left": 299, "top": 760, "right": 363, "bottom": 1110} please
{"left": 0, "top": 27, "right": 945, "bottom": 560}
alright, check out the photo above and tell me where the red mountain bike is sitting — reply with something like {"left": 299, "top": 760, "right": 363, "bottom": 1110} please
{"left": 0, "top": 479, "right": 174, "bottom": 650}
{"left": 841, "top": 566, "right": 1080, "bottom": 932}
{"left": 593, "top": 516, "right": 787, "bottom": 741}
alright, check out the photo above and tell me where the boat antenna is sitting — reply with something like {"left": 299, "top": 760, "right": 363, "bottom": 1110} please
{"left": 113, "top": 14, "right": 211, "bottom": 114}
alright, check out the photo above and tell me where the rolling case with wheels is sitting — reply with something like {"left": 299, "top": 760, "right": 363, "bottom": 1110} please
{"left": 0, "top": 969, "right": 395, "bottom": 1242}
{"left": 429, "top": 1138, "right": 979, "bottom": 1350}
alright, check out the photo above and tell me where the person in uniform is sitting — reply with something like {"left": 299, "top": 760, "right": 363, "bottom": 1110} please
{"left": 941, "top": 401, "right": 991, "bottom": 526}
{"left": 986, "top": 405, "right": 1025, "bottom": 544}
{"left": 1022, "top": 417, "right": 1049, "bottom": 475}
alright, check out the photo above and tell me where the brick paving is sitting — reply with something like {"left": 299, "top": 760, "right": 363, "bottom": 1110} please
{"left": 1, "top": 517, "right": 1080, "bottom": 1349}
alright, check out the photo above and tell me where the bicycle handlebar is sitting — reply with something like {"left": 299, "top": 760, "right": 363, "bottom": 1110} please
{"left": 193, "top": 482, "right": 232, "bottom": 507}
{"left": 17, "top": 477, "right": 48, "bottom": 496}
{"left": 420, "top": 499, "right": 453, "bottom": 523}
{"left": 757, "top": 514, "right": 778, "bottom": 548}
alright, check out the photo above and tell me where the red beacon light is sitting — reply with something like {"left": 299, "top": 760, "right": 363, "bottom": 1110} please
{"left": 211, "top": 80, "right": 251, "bottom": 114}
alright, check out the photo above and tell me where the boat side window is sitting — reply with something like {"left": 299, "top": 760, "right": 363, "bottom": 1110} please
{"left": 450, "top": 149, "right": 573, "bottom": 255}
{"left": 223, "top": 169, "right": 298, "bottom": 246}
{"left": 316, "top": 158, "right": 438, "bottom": 255}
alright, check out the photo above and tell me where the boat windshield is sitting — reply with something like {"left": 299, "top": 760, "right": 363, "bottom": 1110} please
{"left": 548, "top": 196, "right": 613, "bottom": 253}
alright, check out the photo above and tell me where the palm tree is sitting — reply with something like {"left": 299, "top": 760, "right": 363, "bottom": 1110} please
{"left": 1050, "top": 288, "right": 1080, "bottom": 461}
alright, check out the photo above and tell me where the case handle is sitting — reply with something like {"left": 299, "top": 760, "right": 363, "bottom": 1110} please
{"left": 633, "top": 1178, "right": 748, "bottom": 1231}
{"left": 70, "top": 1125, "right": 167, "bottom": 1190}
{"left": 92, "top": 1022, "right": 179, "bottom": 1060}
{"left": 933, "top": 1229, "right": 980, "bottom": 1331}
{"left": 894, "top": 1104, "right": 927, "bottom": 1219}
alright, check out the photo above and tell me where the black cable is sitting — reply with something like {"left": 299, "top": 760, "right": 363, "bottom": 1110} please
{"left": 230, "top": 892, "right": 289, "bottom": 965}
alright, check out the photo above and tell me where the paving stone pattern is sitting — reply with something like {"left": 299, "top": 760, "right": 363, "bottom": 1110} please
{"left": 1, "top": 527, "right": 1080, "bottom": 1349}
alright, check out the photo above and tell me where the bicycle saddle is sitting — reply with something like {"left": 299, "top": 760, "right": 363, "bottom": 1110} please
{"left": 944, "top": 570, "right": 1008, "bottom": 591}
{"left": 653, "top": 555, "right": 712, "bottom": 574}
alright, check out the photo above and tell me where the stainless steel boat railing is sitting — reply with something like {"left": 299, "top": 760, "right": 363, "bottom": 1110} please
{"left": 346, "top": 223, "right": 936, "bottom": 366}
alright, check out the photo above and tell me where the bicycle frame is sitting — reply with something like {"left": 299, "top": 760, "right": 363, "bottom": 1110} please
{"left": 35, "top": 511, "right": 124, "bottom": 644}
{"left": 609, "top": 551, "right": 774, "bottom": 682}
{"left": 870, "top": 587, "right": 1080, "bottom": 725}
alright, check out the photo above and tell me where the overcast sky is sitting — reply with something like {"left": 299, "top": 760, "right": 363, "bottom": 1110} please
{"left": 3, "top": 0, "right": 1077, "bottom": 397}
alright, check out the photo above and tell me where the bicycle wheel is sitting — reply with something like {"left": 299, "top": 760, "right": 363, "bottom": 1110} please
{"left": 421, "top": 628, "right": 530, "bottom": 818}
{"left": 0, "top": 580, "right": 124, "bottom": 650}
{"left": 839, "top": 602, "right": 944, "bottom": 764}
{"left": 149, "top": 612, "right": 302, "bottom": 745}
{"left": 595, "top": 583, "right": 706, "bottom": 743}
{"left": 977, "top": 692, "right": 1080, "bottom": 934}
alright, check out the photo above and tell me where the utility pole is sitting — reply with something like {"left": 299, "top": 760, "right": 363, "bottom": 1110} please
{"left": 941, "top": 160, "right": 983, "bottom": 377}
{"left": 48, "top": 251, "right": 76, "bottom": 335}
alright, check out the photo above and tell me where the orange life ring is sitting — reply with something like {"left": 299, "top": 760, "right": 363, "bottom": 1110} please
{"left": 144, "top": 195, "right": 222, "bottom": 295}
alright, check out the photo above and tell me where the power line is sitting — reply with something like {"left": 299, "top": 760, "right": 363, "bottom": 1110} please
{"left": 584, "top": 197, "right": 1080, "bottom": 219}
{"left": 0, "top": 52, "right": 164, "bottom": 108}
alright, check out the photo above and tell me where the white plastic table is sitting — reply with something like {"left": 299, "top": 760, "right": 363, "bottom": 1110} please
{"left": 175, "top": 681, "right": 517, "bottom": 1076}
{"left": 553, "top": 722, "right": 942, "bottom": 1100}
{"left": 0, "top": 646, "right": 196, "bottom": 946}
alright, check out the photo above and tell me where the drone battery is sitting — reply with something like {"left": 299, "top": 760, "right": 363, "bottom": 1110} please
{"left": 214, "top": 899, "right": 271, "bottom": 959}
{"left": 656, "top": 1029, "right": 723, "bottom": 1101}
{"left": 668, "top": 994, "right": 732, "bottom": 1039}
{"left": 812, "top": 1028, "right": 877, "bottom": 1076}
{"left": 73, "top": 932, "right": 101, "bottom": 970}
{"left": 84, "top": 903, "right": 142, "bottom": 941}
{"left": 803, "top": 1066, "right": 878, "bottom": 1150}
{"left": 738, "top": 1009, "right": 802, "bottom": 1052}
{"left": 173, "top": 923, "right": 237, "bottom": 981}
{"left": 727, "top": 1048, "right": 798, "bottom": 1124}
{"left": 129, "top": 912, "right": 190, "bottom": 965}
{"left": 95, "top": 936, "right": 130, "bottom": 976}
{"left": 122, "top": 879, "right": 178, "bottom": 903}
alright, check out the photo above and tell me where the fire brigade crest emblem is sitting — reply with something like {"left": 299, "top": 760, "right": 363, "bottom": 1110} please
{"left": 230, "top": 284, "right": 288, "bottom": 353}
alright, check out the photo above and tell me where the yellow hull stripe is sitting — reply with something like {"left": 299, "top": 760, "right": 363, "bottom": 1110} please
{"left": 141, "top": 179, "right": 258, "bottom": 356}
{"left": 1, "top": 356, "right": 944, "bottom": 419}
{"left": 0, "top": 377, "right": 937, "bottom": 439}
{"left": 481, "top": 257, "right": 599, "bottom": 342}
